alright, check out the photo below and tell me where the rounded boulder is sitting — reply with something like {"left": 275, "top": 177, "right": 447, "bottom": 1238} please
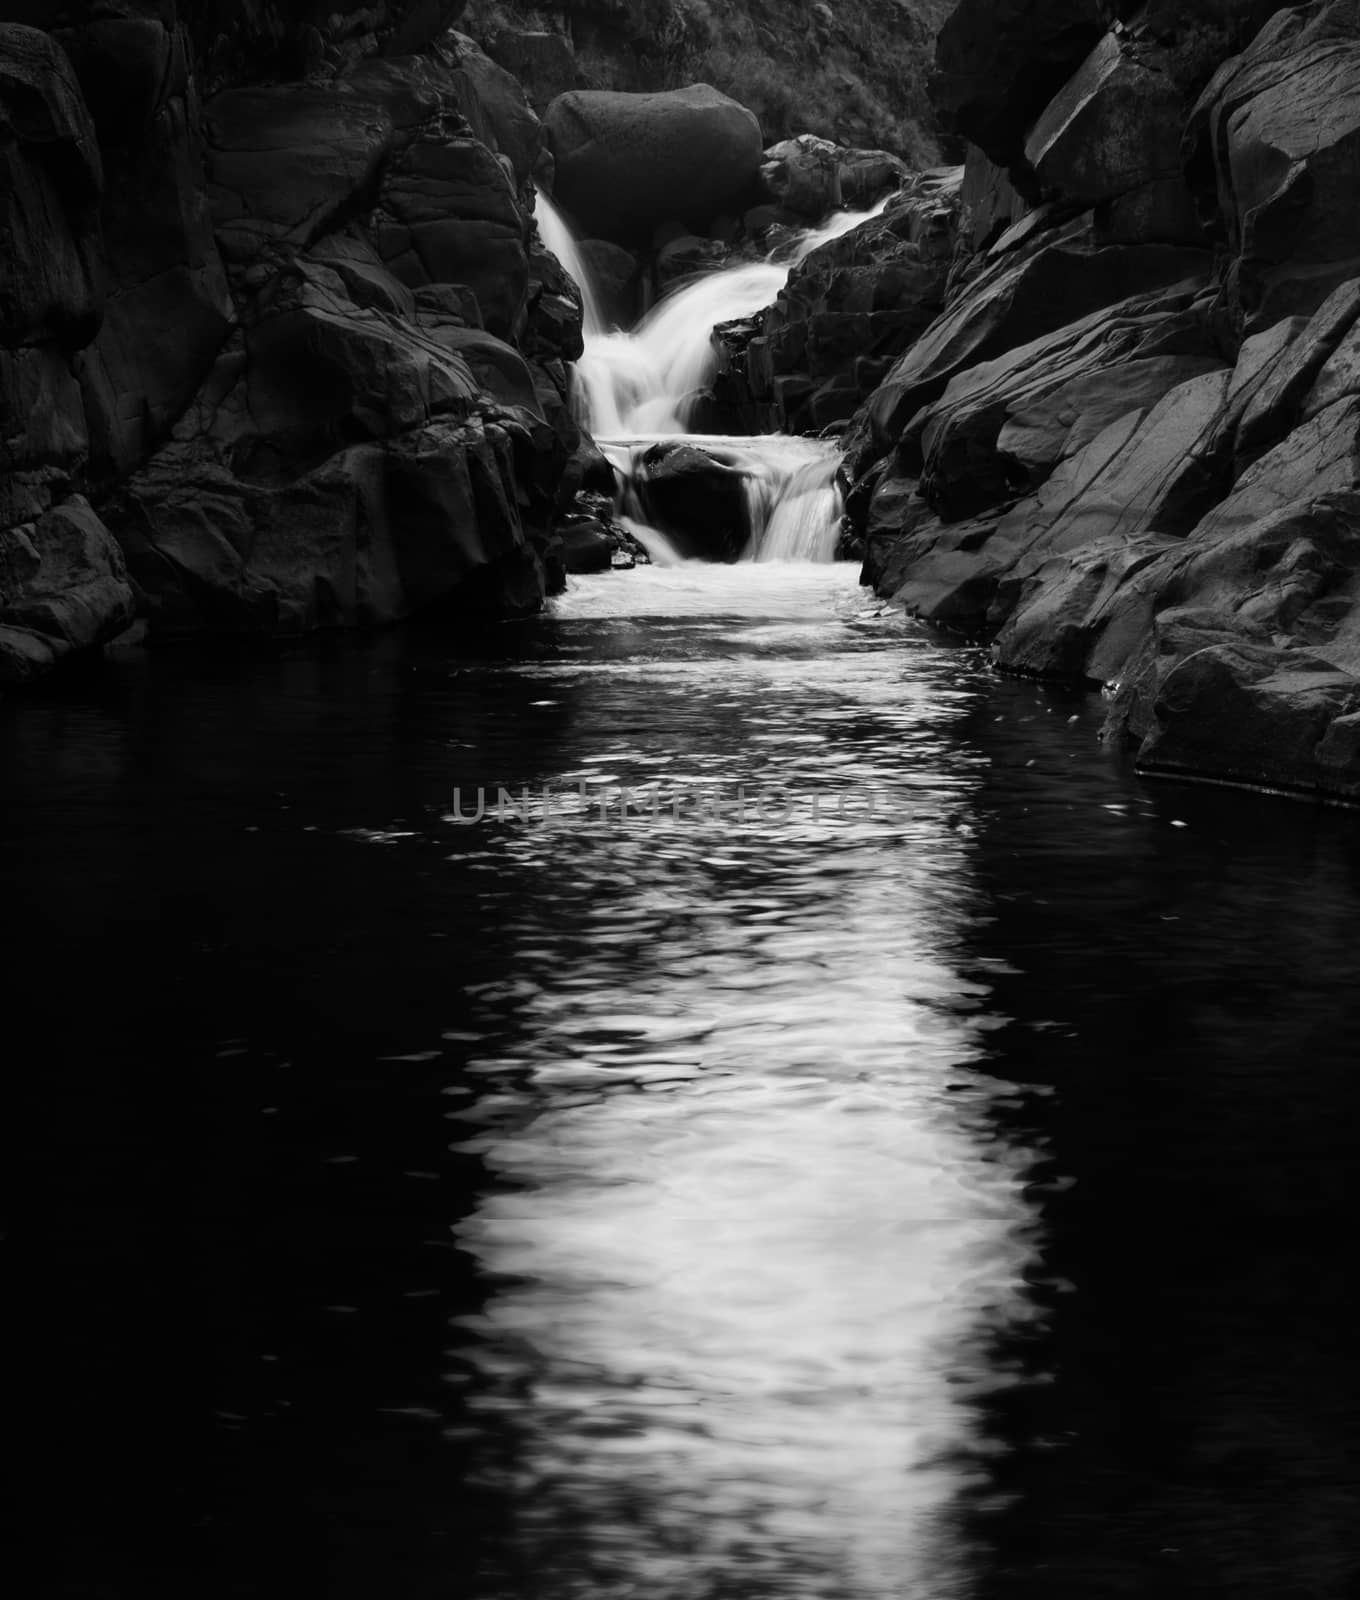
{"left": 544, "top": 83, "right": 763, "bottom": 245}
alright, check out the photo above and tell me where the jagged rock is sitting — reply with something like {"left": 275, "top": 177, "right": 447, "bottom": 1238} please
{"left": 996, "top": 354, "right": 1225, "bottom": 485}
{"left": 543, "top": 84, "right": 763, "bottom": 244}
{"left": 958, "top": 146, "right": 1028, "bottom": 253}
{"left": 306, "top": 229, "right": 418, "bottom": 317}
{"left": 371, "top": 126, "right": 529, "bottom": 339}
{"left": 991, "top": 528, "right": 1179, "bottom": 679}
{"left": 731, "top": 173, "right": 959, "bottom": 435}
{"left": 1104, "top": 494, "right": 1360, "bottom": 796}
{"left": 909, "top": 283, "right": 1221, "bottom": 518}
{"left": 1025, "top": 31, "right": 1186, "bottom": 207}
{"left": 206, "top": 69, "right": 432, "bottom": 264}
{"left": 1195, "top": 395, "right": 1360, "bottom": 541}
{"left": 1233, "top": 277, "right": 1360, "bottom": 465}
{"left": 1, "top": 344, "right": 87, "bottom": 528}
{"left": 870, "top": 364, "right": 1237, "bottom": 630}
{"left": 113, "top": 411, "right": 547, "bottom": 634}
{"left": 931, "top": 0, "right": 1108, "bottom": 170}
{"left": 838, "top": 148, "right": 911, "bottom": 210}
{"left": 846, "top": 231, "right": 1212, "bottom": 475}
{"left": 1188, "top": 1, "right": 1360, "bottom": 327}
{"left": 0, "top": 495, "right": 135, "bottom": 682}
{"left": 761, "top": 135, "right": 843, "bottom": 220}
{"left": 0, "top": 23, "right": 106, "bottom": 350}
{"left": 525, "top": 237, "right": 585, "bottom": 364}
{"left": 447, "top": 32, "right": 545, "bottom": 190}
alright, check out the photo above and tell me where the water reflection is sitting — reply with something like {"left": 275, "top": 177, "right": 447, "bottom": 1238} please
{"left": 441, "top": 565, "right": 1036, "bottom": 1598}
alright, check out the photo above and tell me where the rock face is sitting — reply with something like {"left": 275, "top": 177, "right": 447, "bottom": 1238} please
{"left": 850, "top": 0, "right": 1360, "bottom": 800}
{"left": 705, "top": 169, "right": 960, "bottom": 436}
{"left": 1188, "top": 0, "right": 1360, "bottom": 328}
{"left": 931, "top": 0, "right": 1108, "bottom": 170}
{"left": 543, "top": 83, "right": 763, "bottom": 244}
{"left": 1, "top": 10, "right": 590, "bottom": 684}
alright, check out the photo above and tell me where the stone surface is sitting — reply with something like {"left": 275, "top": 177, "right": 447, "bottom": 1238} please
{"left": 931, "top": 0, "right": 1108, "bottom": 169}
{"left": 0, "top": 23, "right": 106, "bottom": 350}
{"left": 761, "top": 135, "right": 843, "bottom": 221}
{"left": 1025, "top": 32, "right": 1185, "bottom": 207}
{"left": 0, "top": 494, "right": 135, "bottom": 682}
{"left": 910, "top": 288, "right": 1222, "bottom": 518}
{"left": 846, "top": 234, "right": 1212, "bottom": 475}
{"left": 634, "top": 442, "right": 751, "bottom": 562}
{"left": 1189, "top": 1, "right": 1360, "bottom": 328}
{"left": 543, "top": 84, "right": 763, "bottom": 244}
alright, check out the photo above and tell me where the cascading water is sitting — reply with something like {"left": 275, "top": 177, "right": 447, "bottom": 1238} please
{"left": 534, "top": 190, "right": 891, "bottom": 564}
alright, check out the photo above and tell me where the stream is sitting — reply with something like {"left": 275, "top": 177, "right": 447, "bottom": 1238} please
{"left": 7, "top": 196, "right": 1360, "bottom": 1600}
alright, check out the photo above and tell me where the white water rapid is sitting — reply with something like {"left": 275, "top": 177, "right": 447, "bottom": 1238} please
{"left": 534, "top": 190, "right": 891, "bottom": 564}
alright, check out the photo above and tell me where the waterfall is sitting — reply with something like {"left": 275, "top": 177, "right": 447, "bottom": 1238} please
{"left": 535, "top": 190, "right": 607, "bottom": 339}
{"left": 534, "top": 188, "right": 893, "bottom": 564}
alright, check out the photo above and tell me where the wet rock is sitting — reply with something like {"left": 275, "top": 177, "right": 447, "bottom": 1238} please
{"left": 656, "top": 234, "right": 727, "bottom": 290}
{"left": 737, "top": 173, "right": 960, "bottom": 435}
{"left": 838, "top": 148, "right": 912, "bottom": 210}
{"left": 557, "top": 518, "right": 612, "bottom": 573}
{"left": 1233, "top": 278, "right": 1360, "bottom": 466}
{"left": 909, "top": 285, "right": 1222, "bottom": 518}
{"left": 634, "top": 442, "right": 751, "bottom": 562}
{"left": 0, "top": 495, "right": 135, "bottom": 682}
{"left": 1188, "top": 1, "right": 1360, "bottom": 327}
{"left": 1195, "top": 395, "right": 1360, "bottom": 542}
{"left": 543, "top": 84, "right": 763, "bottom": 244}
{"left": 1105, "top": 494, "right": 1360, "bottom": 797}
{"left": 761, "top": 135, "right": 843, "bottom": 221}
{"left": 847, "top": 233, "right": 1212, "bottom": 475}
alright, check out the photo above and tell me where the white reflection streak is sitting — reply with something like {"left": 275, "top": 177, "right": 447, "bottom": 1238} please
{"left": 448, "top": 576, "right": 1033, "bottom": 1599}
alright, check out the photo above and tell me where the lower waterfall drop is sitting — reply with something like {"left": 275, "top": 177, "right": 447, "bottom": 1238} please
{"left": 534, "top": 190, "right": 890, "bottom": 565}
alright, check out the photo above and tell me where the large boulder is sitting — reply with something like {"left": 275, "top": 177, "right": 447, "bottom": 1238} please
{"left": 930, "top": 0, "right": 1109, "bottom": 171}
{"left": 1024, "top": 32, "right": 1189, "bottom": 211}
{"left": 1188, "top": 0, "right": 1360, "bottom": 328}
{"left": 543, "top": 84, "right": 763, "bottom": 244}
{"left": 633, "top": 442, "right": 752, "bottom": 562}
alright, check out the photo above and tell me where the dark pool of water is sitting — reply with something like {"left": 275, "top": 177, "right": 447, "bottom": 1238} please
{"left": 5, "top": 564, "right": 1359, "bottom": 1598}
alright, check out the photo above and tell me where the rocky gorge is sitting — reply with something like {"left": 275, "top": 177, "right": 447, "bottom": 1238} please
{"left": 5, "top": 0, "right": 1360, "bottom": 804}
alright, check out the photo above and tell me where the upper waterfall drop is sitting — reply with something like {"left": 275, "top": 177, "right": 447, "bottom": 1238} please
{"left": 532, "top": 187, "right": 894, "bottom": 564}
